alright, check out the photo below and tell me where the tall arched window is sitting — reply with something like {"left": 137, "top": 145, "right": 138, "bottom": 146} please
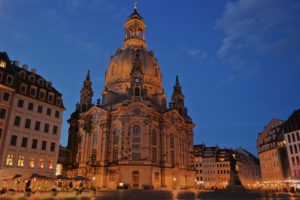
{"left": 132, "top": 125, "right": 141, "bottom": 160}
{"left": 170, "top": 133, "right": 174, "bottom": 148}
{"left": 135, "top": 87, "right": 140, "bottom": 96}
{"left": 113, "top": 128, "right": 119, "bottom": 145}
{"left": 152, "top": 130, "right": 157, "bottom": 146}
{"left": 92, "top": 132, "right": 98, "bottom": 148}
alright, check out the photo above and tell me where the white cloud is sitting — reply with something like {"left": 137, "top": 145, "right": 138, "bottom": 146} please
{"left": 217, "top": 0, "right": 300, "bottom": 58}
{"left": 182, "top": 46, "right": 207, "bottom": 61}
{"left": 217, "top": 0, "right": 300, "bottom": 84}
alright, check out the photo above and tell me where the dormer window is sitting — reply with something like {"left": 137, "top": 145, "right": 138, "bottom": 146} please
{"left": 20, "top": 84, "right": 27, "bottom": 94}
{"left": 37, "top": 78, "right": 44, "bottom": 87}
{"left": 30, "top": 86, "right": 37, "bottom": 97}
{"left": 6, "top": 75, "right": 13, "bottom": 86}
{"left": 0, "top": 60, "right": 7, "bottom": 68}
{"left": 48, "top": 93, "right": 54, "bottom": 103}
{"left": 28, "top": 75, "right": 35, "bottom": 83}
{"left": 56, "top": 97, "right": 61, "bottom": 106}
{"left": 19, "top": 71, "right": 26, "bottom": 79}
{"left": 39, "top": 90, "right": 46, "bottom": 100}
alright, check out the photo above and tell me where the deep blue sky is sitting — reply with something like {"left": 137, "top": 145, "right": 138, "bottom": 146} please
{"left": 1, "top": 0, "right": 300, "bottom": 155}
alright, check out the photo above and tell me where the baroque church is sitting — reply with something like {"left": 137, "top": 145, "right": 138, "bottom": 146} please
{"left": 66, "top": 6, "right": 195, "bottom": 189}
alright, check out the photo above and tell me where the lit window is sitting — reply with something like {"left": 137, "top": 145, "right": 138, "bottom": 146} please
{"left": 29, "top": 157, "right": 35, "bottom": 168}
{"left": 48, "top": 160, "right": 53, "bottom": 169}
{"left": 17, "top": 155, "right": 25, "bottom": 167}
{"left": 0, "top": 60, "right": 6, "bottom": 68}
{"left": 39, "top": 158, "right": 45, "bottom": 168}
{"left": 6, "top": 154, "right": 14, "bottom": 166}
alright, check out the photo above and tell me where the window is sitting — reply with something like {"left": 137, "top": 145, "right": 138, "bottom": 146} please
{"left": 37, "top": 105, "right": 43, "bottom": 113}
{"left": 44, "top": 123, "right": 49, "bottom": 133}
{"left": 21, "top": 137, "right": 28, "bottom": 148}
{"left": 10, "top": 135, "right": 17, "bottom": 146}
{"left": 53, "top": 125, "right": 58, "bottom": 135}
{"left": 38, "top": 158, "right": 45, "bottom": 168}
{"left": 6, "top": 154, "right": 14, "bottom": 166}
{"left": 17, "top": 99, "right": 24, "bottom": 107}
{"left": 297, "top": 132, "right": 300, "bottom": 141}
{"left": 17, "top": 156, "right": 25, "bottom": 167}
{"left": 290, "top": 145, "right": 294, "bottom": 154}
{"left": 55, "top": 111, "right": 60, "bottom": 118}
{"left": 0, "top": 108, "right": 6, "bottom": 119}
{"left": 50, "top": 142, "right": 55, "bottom": 152}
{"left": 113, "top": 128, "right": 119, "bottom": 145}
{"left": 170, "top": 133, "right": 175, "bottom": 148}
{"left": 29, "top": 157, "right": 35, "bottom": 168}
{"left": 133, "top": 108, "right": 141, "bottom": 115}
{"left": 56, "top": 97, "right": 61, "bottom": 106}
{"left": 32, "top": 139, "right": 38, "bottom": 149}
{"left": 20, "top": 84, "right": 27, "bottom": 94}
{"left": 39, "top": 90, "right": 45, "bottom": 100}
{"left": 28, "top": 102, "right": 34, "bottom": 110}
{"left": 35, "top": 121, "right": 41, "bottom": 131}
{"left": 171, "top": 150, "right": 175, "bottom": 165}
{"left": 132, "top": 125, "right": 141, "bottom": 143}
{"left": 48, "top": 160, "right": 53, "bottom": 169}
{"left": 0, "top": 128, "right": 2, "bottom": 140}
{"left": 0, "top": 60, "right": 7, "bottom": 68}
{"left": 2, "top": 92, "right": 10, "bottom": 101}
{"left": 48, "top": 94, "right": 54, "bottom": 103}
{"left": 14, "top": 116, "right": 21, "bottom": 126}
{"left": 154, "top": 172, "right": 159, "bottom": 182}
{"left": 152, "top": 147, "right": 157, "bottom": 163}
{"left": 152, "top": 130, "right": 157, "bottom": 146}
{"left": 30, "top": 87, "right": 37, "bottom": 97}
{"left": 47, "top": 108, "right": 52, "bottom": 116}
{"left": 132, "top": 152, "right": 140, "bottom": 160}
{"left": 92, "top": 132, "right": 98, "bottom": 147}
{"left": 25, "top": 119, "right": 31, "bottom": 129}
{"left": 113, "top": 147, "right": 118, "bottom": 162}
{"left": 135, "top": 87, "right": 140, "bottom": 96}
{"left": 6, "top": 75, "right": 13, "bottom": 85}
{"left": 295, "top": 144, "right": 298, "bottom": 154}
{"left": 41, "top": 141, "right": 47, "bottom": 150}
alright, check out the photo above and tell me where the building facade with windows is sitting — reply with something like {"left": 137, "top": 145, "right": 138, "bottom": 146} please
{"left": 0, "top": 52, "right": 64, "bottom": 185}
{"left": 194, "top": 145, "right": 261, "bottom": 189}
{"left": 284, "top": 109, "right": 300, "bottom": 182}
{"left": 257, "top": 119, "right": 290, "bottom": 189}
{"left": 65, "top": 7, "right": 195, "bottom": 189}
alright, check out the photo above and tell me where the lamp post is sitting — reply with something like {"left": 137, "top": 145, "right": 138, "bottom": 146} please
{"left": 173, "top": 177, "right": 177, "bottom": 190}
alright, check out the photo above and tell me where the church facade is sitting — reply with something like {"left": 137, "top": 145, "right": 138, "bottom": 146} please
{"left": 66, "top": 7, "right": 195, "bottom": 189}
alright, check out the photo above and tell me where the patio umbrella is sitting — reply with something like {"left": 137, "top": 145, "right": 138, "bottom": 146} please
{"left": 30, "top": 173, "right": 51, "bottom": 179}
{"left": 56, "top": 175, "right": 72, "bottom": 181}
{"left": 73, "top": 176, "right": 91, "bottom": 181}
{"left": 12, "top": 174, "right": 22, "bottom": 179}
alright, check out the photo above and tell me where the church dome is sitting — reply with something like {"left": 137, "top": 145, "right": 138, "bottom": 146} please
{"left": 103, "top": 8, "right": 163, "bottom": 97}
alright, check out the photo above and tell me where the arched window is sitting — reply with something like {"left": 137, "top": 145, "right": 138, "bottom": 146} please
{"left": 135, "top": 87, "right": 140, "bottom": 96}
{"left": 152, "top": 130, "right": 157, "bottom": 146}
{"left": 132, "top": 125, "right": 141, "bottom": 160}
{"left": 133, "top": 125, "right": 141, "bottom": 140}
{"left": 92, "top": 132, "right": 98, "bottom": 148}
{"left": 137, "top": 30, "right": 143, "bottom": 39}
{"left": 170, "top": 133, "right": 175, "bottom": 148}
{"left": 129, "top": 29, "right": 134, "bottom": 38}
{"left": 113, "top": 128, "right": 119, "bottom": 145}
